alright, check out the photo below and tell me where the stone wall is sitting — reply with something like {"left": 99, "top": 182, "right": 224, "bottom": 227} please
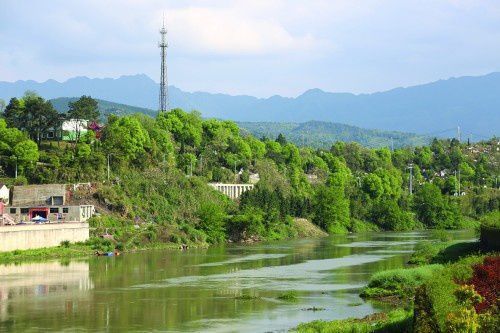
{"left": 0, "top": 223, "right": 89, "bottom": 252}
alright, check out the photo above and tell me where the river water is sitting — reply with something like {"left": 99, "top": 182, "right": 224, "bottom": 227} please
{"left": 0, "top": 230, "right": 475, "bottom": 332}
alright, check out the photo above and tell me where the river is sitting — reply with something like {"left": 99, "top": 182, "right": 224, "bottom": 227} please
{"left": 0, "top": 230, "right": 476, "bottom": 332}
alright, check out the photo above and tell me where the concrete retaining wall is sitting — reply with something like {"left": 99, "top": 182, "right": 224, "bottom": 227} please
{"left": 0, "top": 223, "right": 89, "bottom": 252}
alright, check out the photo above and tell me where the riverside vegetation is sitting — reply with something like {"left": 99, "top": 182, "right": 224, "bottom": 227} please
{"left": 296, "top": 212, "right": 500, "bottom": 333}
{"left": 0, "top": 93, "right": 498, "bottom": 261}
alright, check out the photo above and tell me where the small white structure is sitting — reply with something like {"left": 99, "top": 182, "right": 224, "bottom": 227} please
{"left": 209, "top": 183, "right": 254, "bottom": 200}
{"left": 0, "top": 183, "right": 9, "bottom": 205}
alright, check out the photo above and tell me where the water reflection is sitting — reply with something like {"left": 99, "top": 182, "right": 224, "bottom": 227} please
{"left": 0, "top": 230, "right": 476, "bottom": 332}
{"left": 0, "top": 261, "right": 92, "bottom": 330}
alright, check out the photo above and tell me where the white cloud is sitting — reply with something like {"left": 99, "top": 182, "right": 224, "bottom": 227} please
{"left": 167, "top": 6, "right": 327, "bottom": 56}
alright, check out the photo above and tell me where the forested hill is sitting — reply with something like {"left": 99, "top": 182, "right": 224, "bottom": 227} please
{"left": 1, "top": 72, "right": 499, "bottom": 136}
{"left": 50, "top": 97, "right": 156, "bottom": 118}
{"left": 238, "top": 121, "right": 428, "bottom": 149}
{"left": 49, "top": 97, "right": 427, "bottom": 148}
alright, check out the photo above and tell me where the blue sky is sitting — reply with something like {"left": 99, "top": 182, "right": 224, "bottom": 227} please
{"left": 0, "top": 0, "right": 499, "bottom": 97}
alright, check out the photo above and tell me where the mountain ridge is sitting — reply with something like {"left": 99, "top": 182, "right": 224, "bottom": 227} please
{"left": 1, "top": 72, "right": 499, "bottom": 136}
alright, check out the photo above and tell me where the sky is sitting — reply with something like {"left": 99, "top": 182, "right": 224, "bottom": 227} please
{"left": 0, "top": 0, "right": 499, "bottom": 97}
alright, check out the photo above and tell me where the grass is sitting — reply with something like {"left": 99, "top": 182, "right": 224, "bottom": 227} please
{"left": 294, "top": 308, "right": 413, "bottom": 333}
{"left": 0, "top": 243, "right": 93, "bottom": 264}
{"left": 277, "top": 290, "right": 299, "bottom": 301}
{"left": 360, "top": 264, "right": 443, "bottom": 299}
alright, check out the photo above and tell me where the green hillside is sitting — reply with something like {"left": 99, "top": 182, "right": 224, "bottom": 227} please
{"left": 51, "top": 97, "right": 428, "bottom": 148}
{"left": 238, "top": 121, "right": 430, "bottom": 149}
{"left": 50, "top": 97, "right": 156, "bottom": 119}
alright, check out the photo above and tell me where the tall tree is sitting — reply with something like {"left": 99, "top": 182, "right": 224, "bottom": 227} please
{"left": 23, "top": 94, "right": 60, "bottom": 145}
{"left": 67, "top": 96, "right": 100, "bottom": 144}
{"left": 3, "top": 98, "right": 25, "bottom": 129}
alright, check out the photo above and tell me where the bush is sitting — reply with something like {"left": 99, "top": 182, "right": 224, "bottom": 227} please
{"left": 361, "top": 265, "right": 442, "bottom": 299}
{"left": 479, "top": 211, "right": 500, "bottom": 251}
{"left": 468, "top": 256, "right": 500, "bottom": 313}
{"left": 409, "top": 242, "right": 449, "bottom": 265}
{"left": 60, "top": 240, "right": 70, "bottom": 248}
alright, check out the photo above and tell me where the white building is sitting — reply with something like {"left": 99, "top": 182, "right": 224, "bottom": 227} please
{"left": 0, "top": 183, "right": 9, "bottom": 205}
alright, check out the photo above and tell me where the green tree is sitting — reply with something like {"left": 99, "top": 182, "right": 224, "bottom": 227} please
{"left": 102, "top": 116, "right": 151, "bottom": 164}
{"left": 413, "top": 183, "right": 460, "bottom": 228}
{"left": 67, "top": 96, "right": 100, "bottom": 144}
{"left": 22, "top": 93, "right": 60, "bottom": 145}
{"left": 12, "top": 140, "right": 39, "bottom": 173}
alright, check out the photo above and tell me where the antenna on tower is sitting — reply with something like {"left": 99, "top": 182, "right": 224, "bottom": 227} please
{"left": 158, "top": 12, "right": 169, "bottom": 114}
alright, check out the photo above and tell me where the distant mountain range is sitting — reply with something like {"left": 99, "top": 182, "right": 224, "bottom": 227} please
{"left": 1, "top": 72, "right": 499, "bottom": 137}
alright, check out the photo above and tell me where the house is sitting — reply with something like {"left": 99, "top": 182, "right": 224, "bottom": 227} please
{"left": 42, "top": 119, "right": 88, "bottom": 141}
{"left": 0, "top": 183, "right": 9, "bottom": 205}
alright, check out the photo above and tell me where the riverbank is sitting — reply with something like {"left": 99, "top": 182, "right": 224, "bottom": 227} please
{"left": 294, "top": 224, "right": 499, "bottom": 332}
{"left": 0, "top": 216, "right": 327, "bottom": 265}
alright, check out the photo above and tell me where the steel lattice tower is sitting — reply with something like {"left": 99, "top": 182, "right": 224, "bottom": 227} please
{"left": 158, "top": 18, "right": 169, "bottom": 113}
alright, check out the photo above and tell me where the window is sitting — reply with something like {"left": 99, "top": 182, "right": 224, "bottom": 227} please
{"left": 9, "top": 208, "right": 16, "bottom": 214}
{"left": 50, "top": 207, "right": 59, "bottom": 213}
{"left": 47, "top": 131, "right": 54, "bottom": 139}
{"left": 20, "top": 208, "right": 29, "bottom": 214}
{"left": 63, "top": 207, "right": 69, "bottom": 214}
{"left": 52, "top": 196, "right": 63, "bottom": 205}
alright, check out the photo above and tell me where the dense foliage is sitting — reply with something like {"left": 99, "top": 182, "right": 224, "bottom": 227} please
{"left": 1, "top": 93, "right": 499, "bottom": 244}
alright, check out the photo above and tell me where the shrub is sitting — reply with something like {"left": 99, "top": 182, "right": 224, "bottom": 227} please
{"left": 468, "top": 256, "right": 500, "bottom": 313}
{"left": 479, "top": 212, "right": 500, "bottom": 251}
{"left": 361, "top": 265, "right": 442, "bottom": 299}
{"left": 60, "top": 240, "right": 70, "bottom": 248}
{"left": 409, "top": 241, "right": 449, "bottom": 265}
{"left": 445, "top": 307, "right": 479, "bottom": 333}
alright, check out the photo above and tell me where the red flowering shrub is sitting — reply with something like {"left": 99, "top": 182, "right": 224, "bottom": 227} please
{"left": 468, "top": 256, "right": 500, "bottom": 313}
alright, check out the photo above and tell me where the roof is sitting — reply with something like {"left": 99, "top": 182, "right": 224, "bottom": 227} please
{"left": 0, "top": 183, "right": 7, "bottom": 189}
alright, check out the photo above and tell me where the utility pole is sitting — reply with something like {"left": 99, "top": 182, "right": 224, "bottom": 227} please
{"left": 408, "top": 163, "right": 413, "bottom": 195}
{"left": 454, "top": 170, "right": 458, "bottom": 196}
{"left": 15, "top": 157, "right": 18, "bottom": 179}
{"left": 390, "top": 137, "right": 394, "bottom": 152}
{"left": 107, "top": 154, "right": 111, "bottom": 181}
{"left": 458, "top": 169, "right": 461, "bottom": 195}
{"left": 457, "top": 126, "right": 461, "bottom": 143}
{"left": 158, "top": 14, "right": 170, "bottom": 114}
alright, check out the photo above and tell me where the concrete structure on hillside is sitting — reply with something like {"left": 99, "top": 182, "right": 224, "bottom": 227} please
{"left": 209, "top": 183, "right": 254, "bottom": 199}
{"left": 7, "top": 205, "right": 94, "bottom": 224}
{"left": 0, "top": 183, "right": 9, "bottom": 204}
{"left": 5, "top": 184, "right": 94, "bottom": 224}
{"left": 12, "top": 184, "right": 67, "bottom": 206}
{"left": 0, "top": 223, "right": 89, "bottom": 252}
